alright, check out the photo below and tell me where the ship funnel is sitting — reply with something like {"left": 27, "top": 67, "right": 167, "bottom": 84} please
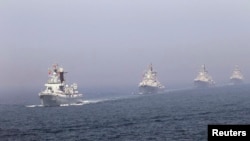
{"left": 149, "top": 63, "right": 153, "bottom": 71}
{"left": 59, "top": 67, "right": 64, "bottom": 83}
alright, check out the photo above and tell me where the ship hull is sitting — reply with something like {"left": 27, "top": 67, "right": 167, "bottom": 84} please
{"left": 230, "top": 78, "right": 243, "bottom": 85}
{"left": 39, "top": 93, "right": 83, "bottom": 107}
{"left": 138, "top": 85, "right": 164, "bottom": 94}
{"left": 194, "top": 80, "right": 213, "bottom": 88}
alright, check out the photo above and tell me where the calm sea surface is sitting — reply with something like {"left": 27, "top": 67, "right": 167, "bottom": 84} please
{"left": 1, "top": 85, "right": 250, "bottom": 141}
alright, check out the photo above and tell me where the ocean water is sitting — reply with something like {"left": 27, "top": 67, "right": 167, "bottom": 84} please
{"left": 1, "top": 85, "right": 250, "bottom": 141}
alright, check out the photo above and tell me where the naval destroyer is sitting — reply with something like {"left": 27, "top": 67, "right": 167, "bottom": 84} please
{"left": 138, "top": 64, "right": 165, "bottom": 94}
{"left": 39, "top": 64, "right": 83, "bottom": 106}
{"left": 230, "top": 65, "right": 244, "bottom": 85}
{"left": 194, "top": 64, "right": 215, "bottom": 88}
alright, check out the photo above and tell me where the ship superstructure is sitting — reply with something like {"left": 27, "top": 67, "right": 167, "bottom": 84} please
{"left": 39, "top": 64, "right": 83, "bottom": 106}
{"left": 194, "top": 65, "right": 215, "bottom": 88}
{"left": 230, "top": 65, "right": 244, "bottom": 85}
{"left": 138, "top": 64, "right": 165, "bottom": 94}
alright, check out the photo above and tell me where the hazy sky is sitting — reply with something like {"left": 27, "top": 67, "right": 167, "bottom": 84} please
{"left": 1, "top": 1, "right": 250, "bottom": 91}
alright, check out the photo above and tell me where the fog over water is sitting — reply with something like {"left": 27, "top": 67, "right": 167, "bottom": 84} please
{"left": 1, "top": 1, "right": 250, "bottom": 102}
